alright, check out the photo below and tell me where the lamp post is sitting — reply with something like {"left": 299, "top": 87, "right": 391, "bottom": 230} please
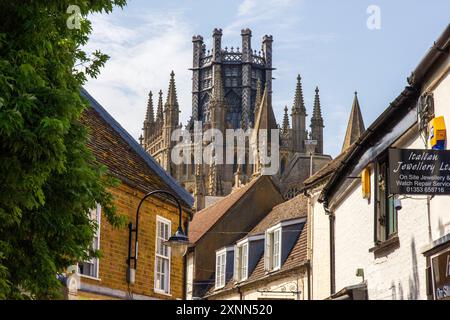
{"left": 304, "top": 140, "right": 317, "bottom": 177}
{"left": 126, "top": 190, "right": 189, "bottom": 284}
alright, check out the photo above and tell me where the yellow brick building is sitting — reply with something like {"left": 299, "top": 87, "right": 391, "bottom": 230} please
{"left": 62, "top": 90, "right": 194, "bottom": 300}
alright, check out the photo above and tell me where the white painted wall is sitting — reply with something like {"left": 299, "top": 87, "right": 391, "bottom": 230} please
{"left": 429, "top": 68, "right": 450, "bottom": 242}
{"left": 333, "top": 169, "right": 430, "bottom": 299}
{"left": 186, "top": 253, "right": 194, "bottom": 300}
{"left": 310, "top": 190, "right": 331, "bottom": 299}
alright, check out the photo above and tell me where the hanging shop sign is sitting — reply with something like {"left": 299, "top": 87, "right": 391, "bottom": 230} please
{"left": 431, "top": 247, "right": 450, "bottom": 300}
{"left": 388, "top": 148, "right": 450, "bottom": 195}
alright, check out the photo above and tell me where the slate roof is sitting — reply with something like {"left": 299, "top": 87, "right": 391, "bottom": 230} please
{"left": 189, "top": 177, "right": 261, "bottom": 244}
{"left": 80, "top": 89, "right": 194, "bottom": 209}
{"left": 205, "top": 194, "right": 309, "bottom": 297}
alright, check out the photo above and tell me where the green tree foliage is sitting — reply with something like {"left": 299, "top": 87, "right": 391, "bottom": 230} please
{"left": 0, "top": 1, "right": 127, "bottom": 299}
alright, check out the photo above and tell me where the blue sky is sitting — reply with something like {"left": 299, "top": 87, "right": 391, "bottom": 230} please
{"left": 84, "top": 0, "right": 450, "bottom": 157}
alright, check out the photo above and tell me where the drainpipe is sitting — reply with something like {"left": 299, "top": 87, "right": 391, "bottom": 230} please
{"left": 324, "top": 199, "right": 336, "bottom": 295}
{"left": 304, "top": 189, "right": 313, "bottom": 300}
{"left": 237, "top": 286, "right": 243, "bottom": 300}
{"left": 182, "top": 220, "right": 189, "bottom": 300}
{"left": 306, "top": 261, "right": 311, "bottom": 300}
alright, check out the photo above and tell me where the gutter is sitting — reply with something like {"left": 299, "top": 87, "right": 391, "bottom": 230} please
{"left": 407, "top": 24, "right": 450, "bottom": 87}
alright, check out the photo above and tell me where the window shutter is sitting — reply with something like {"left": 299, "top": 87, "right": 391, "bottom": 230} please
{"left": 242, "top": 243, "right": 248, "bottom": 279}
{"left": 215, "top": 254, "right": 220, "bottom": 285}
{"left": 234, "top": 245, "right": 239, "bottom": 281}
{"left": 275, "top": 229, "right": 281, "bottom": 269}
{"left": 216, "top": 253, "right": 220, "bottom": 286}
{"left": 264, "top": 231, "right": 271, "bottom": 271}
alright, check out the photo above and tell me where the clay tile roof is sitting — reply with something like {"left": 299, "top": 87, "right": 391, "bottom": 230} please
{"left": 189, "top": 177, "right": 261, "bottom": 244}
{"left": 249, "top": 194, "right": 308, "bottom": 236}
{"left": 80, "top": 89, "right": 193, "bottom": 208}
{"left": 303, "top": 143, "right": 355, "bottom": 188}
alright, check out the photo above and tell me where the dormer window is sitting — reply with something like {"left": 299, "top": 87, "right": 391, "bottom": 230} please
{"left": 234, "top": 242, "right": 248, "bottom": 282}
{"left": 263, "top": 218, "right": 306, "bottom": 273}
{"left": 265, "top": 227, "right": 281, "bottom": 271}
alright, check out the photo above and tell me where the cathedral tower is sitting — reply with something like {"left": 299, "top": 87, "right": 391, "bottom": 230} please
{"left": 189, "top": 28, "right": 273, "bottom": 130}
{"left": 142, "top": 28, "right": 333, "bottom": 208}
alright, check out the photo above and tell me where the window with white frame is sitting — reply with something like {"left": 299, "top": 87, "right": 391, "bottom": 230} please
{"left": 78, "top": 204, "right": 101, "bottom": 279}
{"left": 265, "top": 228, "right": 281, "bottom": 271}
{"left": 215, "top": 250, "right": 226, "bottom": 289}
{"left": 234, "top": 242, "right": 248, "bottom": 282}
{"left": 155, "top": 216, "right": 171, "bottom": 294}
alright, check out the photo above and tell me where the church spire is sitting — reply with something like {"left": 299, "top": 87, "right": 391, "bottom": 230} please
{"left": 157, "top": 89, "right": 164, "bottom": 121}
{"left": 282, "top": 106, "right": 290, "bottom": 133}
{"left": 252, "top": 83, "right": 278, "bottom": 178}
{"left": 165, "top": 70, "right": 179, "bottom": 110}
{"left": 291, "top": 74, "right": 307, "bottom": 153}
{"left": 145, "top": 91, "right": 154, "bottom": 123}
{"left": 311, "top": 86, "right": 323, "bottom": 123}
{"left": 292, "top": 74, "right": 306, "bottom": 115}
{"left": 253, "top": 83, "right": 278, "bottom": 132}
{"left": 342, "top": 91, "right": 365, "bottom": 151}
{"left": 143, "top": 91, "right": 154, "bottom": 146}
{"left": 310, "top": 86, "right": 324, "bottom": 154}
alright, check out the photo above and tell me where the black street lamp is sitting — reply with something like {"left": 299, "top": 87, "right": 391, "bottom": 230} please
{"left": 126, "top": 190, "right": 189, "bottom": 284}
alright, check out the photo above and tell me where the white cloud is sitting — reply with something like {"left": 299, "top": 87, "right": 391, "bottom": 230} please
{"left": 238, "top": 0, "right": 257, "bottom": 16}
{"left": 224, "top": 0, "right": 299, "bottom": 37}
{"left": 83, "top": 10, "right": 193, "bottom": 141}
